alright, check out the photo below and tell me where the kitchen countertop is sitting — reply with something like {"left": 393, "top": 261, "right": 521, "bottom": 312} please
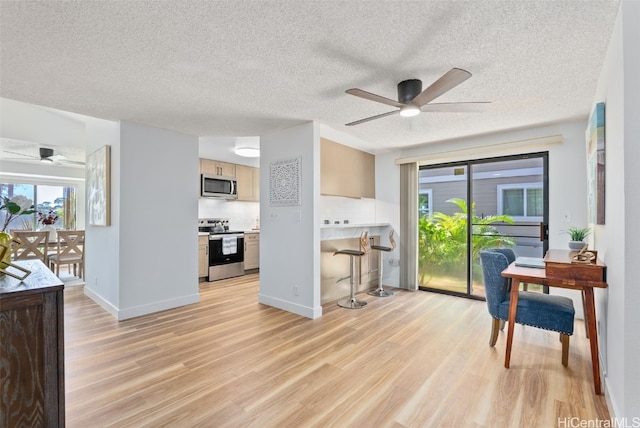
{"left": 320, "top": 223, "right": 392, "bottom": 240}
{"left": 320, "top": 222, "right": 390, "bottom": 229}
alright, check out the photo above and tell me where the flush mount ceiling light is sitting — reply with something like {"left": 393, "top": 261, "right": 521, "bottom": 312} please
{"left": 234, "top": 136, "right": 260, "bottom": 157}
{"left": 234, "top": 147, "right": 260, "bottom": 157}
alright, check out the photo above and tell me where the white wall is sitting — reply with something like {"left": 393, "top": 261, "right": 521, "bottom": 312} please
{"left": 85, "top": 121, "right": 200, "bottom": 320}
{"left": 258, "top": 122, "right": 321, "bottom": 318}
{"left": 590, "top": 0, "right": 639, "bottom": 419}
{"left": 83, "top": 117, "right": 121, "bottom": 307}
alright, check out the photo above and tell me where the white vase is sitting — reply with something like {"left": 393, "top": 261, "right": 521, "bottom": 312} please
{"left": 39, "top": 225, "right": 57, "bottom": 241}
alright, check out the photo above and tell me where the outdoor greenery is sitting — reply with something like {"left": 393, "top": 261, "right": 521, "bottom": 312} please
{"left": 418, "top": 198, "right": 515, "bottom": 285}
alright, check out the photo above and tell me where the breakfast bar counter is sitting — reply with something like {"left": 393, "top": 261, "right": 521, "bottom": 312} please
{"left": 320, "top": 223, "right": 392, "bottom": 304}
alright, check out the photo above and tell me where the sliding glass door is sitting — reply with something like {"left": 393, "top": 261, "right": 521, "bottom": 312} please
{"left": 418, "top": 153, "right": 548, "bottom": 298}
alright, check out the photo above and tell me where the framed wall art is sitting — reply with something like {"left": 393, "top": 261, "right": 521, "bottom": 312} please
{"left": 269, "top": 157, "right": 301, "bottom": 206}
{"left": 87, "top": 145, "right": 111, "bottom": 226}
{"left": 586, "top": 102, "right": 605, "bottom": 225}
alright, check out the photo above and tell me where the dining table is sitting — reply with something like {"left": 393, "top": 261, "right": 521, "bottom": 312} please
{"left": 501, "top": 249, "right": 607, "bottom": 395}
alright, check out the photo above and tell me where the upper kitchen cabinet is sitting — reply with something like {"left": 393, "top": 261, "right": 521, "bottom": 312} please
{"left": 200, "top": 158, "right": 236, "bottom": 177}
{"left": 321, "top": 138, "right": 375, "bottom": 199}
{"left": 236, "top": 165, "right": 260, "bottom": 202}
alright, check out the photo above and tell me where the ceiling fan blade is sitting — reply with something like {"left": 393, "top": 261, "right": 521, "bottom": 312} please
{"left": 413, "top": 68, "right": 472, "bottom": 107}
{"left": 3, "top": 150, "right": 38, "bottom": 159}
{"left": 59, "top": 160, "right": 85, "bottom": 166}
{"left": 345, "top": 110, "right": 399, "bottom": 126}
{"left": 345, "top": 88, "right": 403, "bottom": 108}
{"left": 49, "top": 154, "right": 85, "bottom": 166}
{"left": 422, "top": 102, "right": 491, "bottom": 113}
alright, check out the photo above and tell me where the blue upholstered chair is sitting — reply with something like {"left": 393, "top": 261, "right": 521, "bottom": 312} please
{"left": 480, "top": 249, "right": 575, "bottom": 366}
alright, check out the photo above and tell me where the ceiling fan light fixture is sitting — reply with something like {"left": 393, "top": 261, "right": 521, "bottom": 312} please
{"left": 234, "top": 147, "right": 260, "bottom": 157}
{"left": 399, "top": 104, "right": 421, "bottom": 117}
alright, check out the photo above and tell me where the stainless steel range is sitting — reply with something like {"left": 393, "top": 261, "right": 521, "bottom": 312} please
{"left": 198, "top": 218, "right": 244, "bottom": 281}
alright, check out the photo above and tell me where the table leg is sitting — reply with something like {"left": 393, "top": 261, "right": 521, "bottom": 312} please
{"left": 582, "top": 289, "right": 589, "bottom": 339}
{"left": 583, "top": 287, "right": 602, "bottom": 395}
{"left": 505, "top": 280, "right": 520, "bottom": 368}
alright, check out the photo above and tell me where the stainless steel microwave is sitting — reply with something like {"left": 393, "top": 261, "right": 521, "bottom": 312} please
{"left": 201, "top": 174, "right": 237, "bottom": 199}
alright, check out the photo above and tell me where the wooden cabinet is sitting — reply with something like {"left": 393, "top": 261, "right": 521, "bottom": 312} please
{"left": 236, "top": 165, "right": 260, "bottom": 202}
{"left": 320, "top": 137, "right": 375, "bottom": 199}
{"left": 200, "top": 158, "right": 236, "bottom": 177}
{"left": 1, "top": 260, "right": 65, "bottom": 427}
{"left": 244, "top": 232, "right": 259, "bottom": 270}
{"left": 198, "top": 235, "right": 209, "bottom": 278}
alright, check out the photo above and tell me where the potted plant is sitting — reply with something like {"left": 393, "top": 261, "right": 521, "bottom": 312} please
{"left": 566, "top": 226, "right": 590, "bottom": 250}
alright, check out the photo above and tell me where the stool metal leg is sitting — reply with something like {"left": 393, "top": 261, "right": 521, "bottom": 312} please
{"left": 338, "top": 254, "right": 367, "bottom": 309}
{"left": 368, "top": 249, "right": 393, "bottom": 297}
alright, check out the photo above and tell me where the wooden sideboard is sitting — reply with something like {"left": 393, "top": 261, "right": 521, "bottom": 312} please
{"left": 1, "top": 260, "right": 65, "bottom": 427}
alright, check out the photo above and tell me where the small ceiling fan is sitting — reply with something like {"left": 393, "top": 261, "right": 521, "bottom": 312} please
{"left": 344, "top": 67, "right": 490, "bottom": 126}
{"left": 2, "top": 147, "right": 85, "bottom": 166}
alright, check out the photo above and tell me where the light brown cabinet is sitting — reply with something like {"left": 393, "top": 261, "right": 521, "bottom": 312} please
{"left": 198, "top": 235, "right": 208, "bottom": 278}
{"left": 244, "top": 232, "right": 259, "bottom": 270}
{"left": 200, "top": 158, "right": 236, "bottom": 177}
{"left": 320, "top": 137, "right": 375, "bottom": 199}
{"left": 236, "top": 165, "right": 260, "bottom": 202}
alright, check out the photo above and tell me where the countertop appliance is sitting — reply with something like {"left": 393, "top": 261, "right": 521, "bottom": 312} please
{"left": 198, "top": 218, "right": 244, "bottom": 281}
{"left": 201, "top": 174, "right": 237, "bottom": 199}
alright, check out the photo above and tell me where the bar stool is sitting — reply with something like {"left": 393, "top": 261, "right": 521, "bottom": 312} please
{"left": 368, "top": 229, "right": 396, "bottom": 297}
{"left": 334, "top": 231, "right": 370, "bottom": 309}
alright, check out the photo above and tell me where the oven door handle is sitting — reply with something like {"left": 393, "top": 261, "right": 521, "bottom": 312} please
{"left": 209, "top": 234, "right": 244, "bottom": 240}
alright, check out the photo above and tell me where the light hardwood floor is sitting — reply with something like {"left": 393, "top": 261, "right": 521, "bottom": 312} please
{"left": 64, "top": 274, "right": 609, "bottom": 427}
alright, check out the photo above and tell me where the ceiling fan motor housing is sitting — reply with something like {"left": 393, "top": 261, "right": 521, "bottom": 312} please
{"left": 39, "top": 147, "right": 54, "bottom": 158}
{"left": 398, "top": 79, "right": 422, "bottom": 103}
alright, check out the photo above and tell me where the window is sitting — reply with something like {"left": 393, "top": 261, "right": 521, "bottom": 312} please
{"left": 0, "top": 183, "right": 77, "bottom": 230}
{"left": 419, "top": 189, "right": 433, "bottom": 218}
{"left": 497, "top": 183, "right": 543, "bottom": 221}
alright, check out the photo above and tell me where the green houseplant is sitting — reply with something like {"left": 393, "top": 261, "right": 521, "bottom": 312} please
{"left": 567, "top": 226, "right": 590, "bottom": 250}
{"left": 1, "top": 195, "right": 36, "bottom": 270}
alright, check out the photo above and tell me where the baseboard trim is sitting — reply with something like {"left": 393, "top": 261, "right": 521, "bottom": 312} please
{"left": 83, "top": 286, "right": 200, "bottom": 321}
{"left": 258, "top": 293, "right": 322, "bottom": 319}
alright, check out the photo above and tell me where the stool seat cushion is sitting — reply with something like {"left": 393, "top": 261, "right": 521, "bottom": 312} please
{"left": 334, "top": 249, "right": 365, "bottom": 256}
{"left": 371, "top": 245, "right": 393, "bottom": 252}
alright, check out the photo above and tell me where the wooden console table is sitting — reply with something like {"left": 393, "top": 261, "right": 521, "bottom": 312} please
{"left": 501, "top": 249, "right": 607, "bottom": 395}
{"left": 1, "top": 260, "right": 65, "bottom": 427}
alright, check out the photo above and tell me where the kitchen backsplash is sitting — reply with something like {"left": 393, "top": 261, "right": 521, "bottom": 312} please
{"left": 319, "top": 195, "right": 376, "bottom": 225}
{"left": 198, "top": 198, "right": 260, "bottom": 231}
{"left": 199, "top": 195, "right": 378, "bottom": 231}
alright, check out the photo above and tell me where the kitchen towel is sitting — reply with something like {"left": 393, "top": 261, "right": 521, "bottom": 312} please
{"left": 222, "top": 236, "right": 237, "bottom": 255}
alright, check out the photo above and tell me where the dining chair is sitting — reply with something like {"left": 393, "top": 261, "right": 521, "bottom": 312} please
{"left": 480, "top": 249, "right": 575, "bottom": 366}
{"left": 48, "top": 230, "right": 85, "bottom": 279}
{"left": 11, "top": 230, "right": 49, "bottom": 263}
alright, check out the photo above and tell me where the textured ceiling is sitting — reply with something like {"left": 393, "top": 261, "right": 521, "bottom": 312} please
{"left": 0, "top": 1, "right": 621, "bottom": 155}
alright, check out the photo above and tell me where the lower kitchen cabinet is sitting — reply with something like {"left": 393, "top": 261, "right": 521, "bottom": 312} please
{"left": 198, "top": 235, "right": 209, "bottom": 278}
{"left": 244, "top": 232, "right": 259, "bottom": 270}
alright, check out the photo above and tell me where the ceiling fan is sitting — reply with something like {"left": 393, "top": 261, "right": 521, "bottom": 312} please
{"left": 2, "top": 147, "right": 85, "bottom": 166}
{"left": 344, "top": 67, "right": 490, "bottom": 126}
